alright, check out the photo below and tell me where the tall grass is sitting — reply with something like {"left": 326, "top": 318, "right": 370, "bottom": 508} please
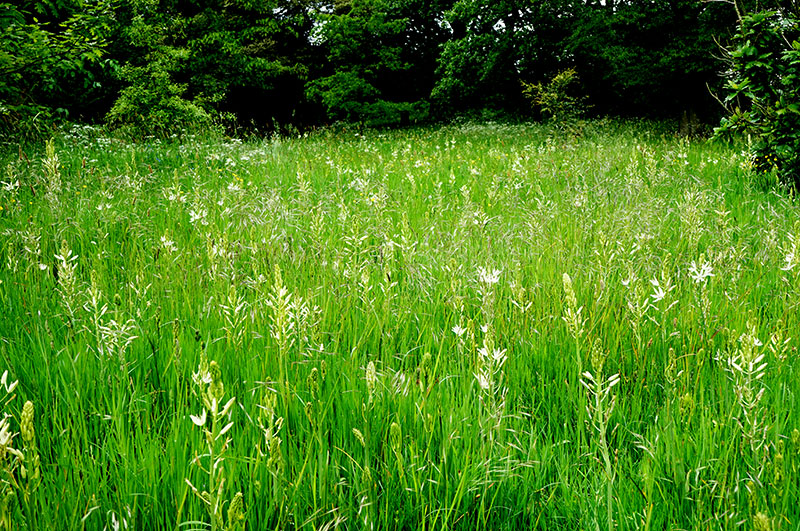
{"left": 0, "top": 119, "right": 798, "bottom": 529}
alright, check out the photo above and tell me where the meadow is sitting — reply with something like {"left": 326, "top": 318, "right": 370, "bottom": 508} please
{"left": 0, "top": 120, "right": 798, "bottom": 530}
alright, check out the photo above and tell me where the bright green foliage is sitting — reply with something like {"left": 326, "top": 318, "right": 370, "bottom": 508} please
{"left": 104, "top": 1, "right": 212, "bottom": 135}
{"left": 521, "top": 68, "right": 587, "bottom": 121}
{"left": 716, "top": 10, "right": 800, "bottom": 188}
{"left": 1, "top": 122, "right": 800, "bottom": 528}
{"left": 107, "top": 47, "right": 212, "bottom": 135}
{"left": 106, "top": 0, "right": 320, "bottom": 134}
{"left": 307, "top": 70, "right": 380, "bottom": 123}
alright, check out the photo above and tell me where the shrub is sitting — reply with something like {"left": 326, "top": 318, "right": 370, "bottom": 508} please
{"left": 306, "top": 72, "right": 427, "bottom": 127}
{"left": 106, "top": 49, "right": 212, "bottom": 136}
{"left": 715, "top": 10, "right": 800, "bottom": 188}
{"left": 521, "top": 68, "right": 588, "bottom": 122}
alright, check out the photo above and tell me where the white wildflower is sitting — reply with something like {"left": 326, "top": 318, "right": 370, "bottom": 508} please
{"left": 474, "top": 371, "right": 491, "bottom": 391}
{"left": 452, "top": 325, "right": 467, "bottom": 337}
{"left": 189, "top": 208, "right": 208, "bottom": 225}
{"left": 478, "top": 346, "right": 507, "bottom": 366}
{"left": 0, "top": 416, "right": 12, "bottom": 448}
{"left": 781, "top": 241, "right": 798, "bottom": 271}
{"left": 1, "top": 180, "right": 19, "bottom": 192}
{"left": 688, "top": 260, "right": 714, "bottom": 284}
{"left": 160, "top": 235, "right": 177, "bottom": 253}
{"left": 491, "top": 347, "right": 508, "bottom": 365}
{"left": 190, "top": 410, "right": 207, "bottom": 427}
{"left": 0, "top": 371, "right": 18, "bottom": 394}
{"left": 478, "top": 266, "right": 501, "bottom": 285}
{"left": 650, "top": 279, "right": 667, "bottom": 303}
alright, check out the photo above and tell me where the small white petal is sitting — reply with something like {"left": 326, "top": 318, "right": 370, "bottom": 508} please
{"left": 190, "top": 410, "right": 207, "bottom": 426}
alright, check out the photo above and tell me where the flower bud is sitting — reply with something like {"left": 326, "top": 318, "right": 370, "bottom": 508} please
{"left": 366, "top": 362, "right": 377, "bottom": 403}
{"left": 227, "top": 492, "right": 245, "bottom": 531}
{"left": 21, "top": 401, "right": 35, "bottom": 447}
{"left": 307, "top": 368, "right": 319, "bottom": 401}
{"left": 353, "top": 428, "right": 366, "bottom": 448}
{"left": 390, "top": 422, "right": 402, "bottom": 454}
{"left": 590, "top": 338, "right": 605, "bottom": 374}
{"left": 753, "top": 512, "right": 772, "bottom": 531}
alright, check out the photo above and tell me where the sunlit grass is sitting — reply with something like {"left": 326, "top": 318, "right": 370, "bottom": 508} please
{"left": 0, "top": 119, "right": 798, "bottom": 529}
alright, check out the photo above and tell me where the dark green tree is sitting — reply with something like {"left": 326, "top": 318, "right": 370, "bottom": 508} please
{"left": 433, "top": 0, "right": 568, "bottom": 114}
{"left": 0, "top": 0, "right": 113, "bottom": 135}
{"left": 106, "top": 0, "right": 322, "bottom": 134}
{"left": 567, "top": 0, "right": 739, "bottom": 119}
{"left": 433, "top": 0, "right": 746, "bottom": 120}
{"left": 105, "top": 0, "right": 211, "bottom": 134}
{"left": 307, "top": 0, "right": 449, "bottom": 126}
{"left": 181, "top": 0, "right": 320, "bottom": 128}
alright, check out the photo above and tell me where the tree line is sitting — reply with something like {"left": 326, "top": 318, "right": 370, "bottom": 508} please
{"left": 0, "top": 0, "right": 796, "bottom": 135}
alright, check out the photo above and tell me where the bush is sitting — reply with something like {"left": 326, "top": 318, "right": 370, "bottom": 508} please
{"left": 715, "top": 10, "right": 800, "bottom": 188}
{"left": 306, "top": 71, "right": 427, "bottom": 127}
{"left": 106, "top": 49, "right": 212, "bottom": 136}
{"left": 521, "top": 68, "right": 588, "bottom": 122}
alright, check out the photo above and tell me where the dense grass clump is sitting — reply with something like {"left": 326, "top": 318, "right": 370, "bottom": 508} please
{"left": 0, "top": 120, "right": 799, "bottom": 530}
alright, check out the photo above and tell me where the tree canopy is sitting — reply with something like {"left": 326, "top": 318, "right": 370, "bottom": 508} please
{"left": 0, "top": 0, "right": 794, "bottom": 134}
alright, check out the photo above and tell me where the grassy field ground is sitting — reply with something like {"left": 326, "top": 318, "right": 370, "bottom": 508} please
{"left": 0, "top": 120, "right": 799, "bottom": 530}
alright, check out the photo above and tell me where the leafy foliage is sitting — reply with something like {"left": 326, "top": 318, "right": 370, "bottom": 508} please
{"left": 106, "top": 47, "right": 212, "bottom": 135}
{"left": 181, "top": 0, "right": 318, "bottom": 127}
{"left": 0, "top": 1, "right": 113, "bottom": 136}
{"left": 433, "top": 0, "right": 553, "bottom": 113}
{"left": 307, "top": 0, "right": 431, "bottom": 126}
{"left": 716, "top": 9, "right": 800, "bottom": 188}
{"left": 0, "top": 0, "right": 782, "bottom": 133}
{"left": 104, "top": 1, "right": 212, "bottom": 135}
{"left": 521, "top": 68, "right": 587, "bottom": 121}
{"left": 566, "top": 0, "right": 738, "bottom": 118}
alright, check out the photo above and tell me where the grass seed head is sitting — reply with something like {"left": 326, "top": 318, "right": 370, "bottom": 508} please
{"left": 418, "top": 353, "right": 432, "bottom": 391}
{"left": 590, "top": 338, "right": 605, "bottom": 374}
{"left": 679, "top": 393, "right": 694, "bottom": 423}
{"left": 209, "top": 361, "right": 224, "bottom": 403}
{"left": 353, "top": 428, "right": 366, "bottom": 448}
{"left": 267, "top": 436, "right": 283, "bottom": 473}
{"left": 665, "top": 347, "right": 677, "bottom": 385}
{"left": 562, "top": 273, "right": 577, "bottom": 311}
{"left": 305, "top": 401, "right": 316, "bottom": 428}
